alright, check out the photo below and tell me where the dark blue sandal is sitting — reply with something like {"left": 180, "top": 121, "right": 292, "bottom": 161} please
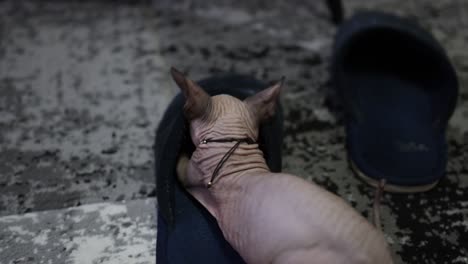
{"left": 332, "top": 12, "right": 458, "bottom": 192}
{"left": 155, "top": 74, "right": 283, "bottom": 263}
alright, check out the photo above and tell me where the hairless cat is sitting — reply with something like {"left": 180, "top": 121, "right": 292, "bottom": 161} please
{"left": 171, "top": 68, "right": 394, "bottom": 264}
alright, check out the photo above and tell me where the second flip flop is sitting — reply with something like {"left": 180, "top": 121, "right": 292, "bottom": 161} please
{"left": 332, "top": 12, "right": 458, "bottom": 192}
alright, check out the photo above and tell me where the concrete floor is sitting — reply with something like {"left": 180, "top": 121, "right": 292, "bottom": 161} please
{"left": 0, "top": 0, "right": 467, "bottom": 263}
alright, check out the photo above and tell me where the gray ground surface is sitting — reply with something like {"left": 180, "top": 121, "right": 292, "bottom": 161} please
{"left": 0, "top": 0, "right": 467, "bottom": 263}
{"left": 0, "top": 198, "right": 156, "bottom": 264}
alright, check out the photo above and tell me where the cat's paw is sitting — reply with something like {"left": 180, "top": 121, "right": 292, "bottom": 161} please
{"left": 176, "top": 153, "right": 190, "bottom": 186}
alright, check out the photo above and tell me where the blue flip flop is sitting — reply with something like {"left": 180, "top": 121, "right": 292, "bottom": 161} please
{"left": 332, "top": 12, "right": 458, "bottom": 192}
{"left": 155, "top": 74, "right": 283, "bottom": 263}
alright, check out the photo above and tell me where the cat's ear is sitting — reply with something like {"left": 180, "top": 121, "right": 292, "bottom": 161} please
{"left": 171, "top": 67, "right": 212, "bottom": 120}
{"left": 244, "top": 77, "right": 283, "bottom": 123}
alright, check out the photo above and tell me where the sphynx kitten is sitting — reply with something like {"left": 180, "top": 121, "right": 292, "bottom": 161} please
{"left": 171, "top": 68, "right": 393, "bottom": 264}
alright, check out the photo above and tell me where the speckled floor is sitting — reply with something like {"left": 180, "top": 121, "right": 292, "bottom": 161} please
{"left": 0, "top": 0, "right": 467, "bottom": 263}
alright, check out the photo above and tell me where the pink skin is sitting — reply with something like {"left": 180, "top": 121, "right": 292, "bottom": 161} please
{"left": 171, "top": 68, "right": 394, "bottom": 264}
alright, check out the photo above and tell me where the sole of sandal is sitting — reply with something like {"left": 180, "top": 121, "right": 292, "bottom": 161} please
{"left": 349, "top": 159, "right": 439, "bottom": 193}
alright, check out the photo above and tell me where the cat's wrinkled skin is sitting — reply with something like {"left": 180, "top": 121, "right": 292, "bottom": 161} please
{"left": 171, "top": 68, "right": 394, "bottom": 264}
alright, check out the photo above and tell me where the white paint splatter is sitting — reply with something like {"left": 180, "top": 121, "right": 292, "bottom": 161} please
{"left": 445, "top": 208, "right": 468, "bottom": 215}
{"left": 399, "top": 236, "right": 411, "bottom": 246}
{"left": 9, "top": 226, "right": 35, "bottom": 236}
{"left": 298, "top": 39, "right": 331, "bottom": 52}
{"left": 66, "top": 235, "right": 114, "bottom": 264}
{"left": 98, "top": 204, "right": 127, "bottom": 223}
{"left": 196, "top": 7, "right": 252, "bottom": 25}
{"left": 32, "top": 230, "right": 49, "bottom": 246}
{"left": 453, "top": 256, "right": 468, "bottom": 263}
{"left": 78, "top": 202, "right": 127, "bottom": 223}
{"left": 65, "top": 234, "right": 155, "bottom": 264}
{"left": 451, "top": 220, "right": 468, "bottom": 229}
{"left": 0, "top": 212, "right": 40, "bottom": 224}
